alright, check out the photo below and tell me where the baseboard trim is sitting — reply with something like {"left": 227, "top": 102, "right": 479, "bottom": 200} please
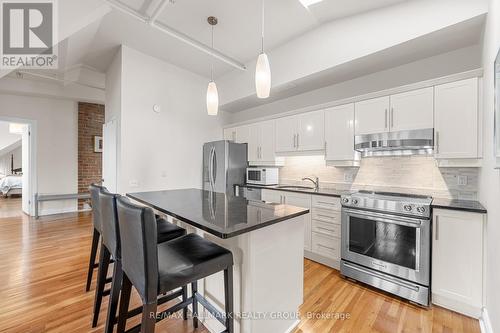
{"left": 38, "top": 207, "right": 78, "bottom": 217}
{"left": 480, "top": 308, "right": 494, "bottom": 333}
{"left": 285, "top": 319, "right": 301, "bottom": 333}
{"left": 304, "top": 250, "right": 340, "bottom": 270}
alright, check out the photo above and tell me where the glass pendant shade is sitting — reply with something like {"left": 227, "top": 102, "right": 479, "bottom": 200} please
{"left": 255, "top": 52, "right": 271, "bottom": 99}
{"left": 206, "top": 80, "right": 219, "bottom": 115}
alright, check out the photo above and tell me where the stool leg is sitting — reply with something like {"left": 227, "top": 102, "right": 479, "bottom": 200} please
{"left": 182, "top": 286, "right": 188, "bottom": 320}
{"left": 117, "top": 274, "right": 132, "bottom": 333}
{"left": 191, "top": 281, "right": 198, "bottom": 328}
{"left": 224, "top": 267, "right": 234, "bottom": 333}
{"left": 92, "top": 245, "right": 111, "bottom": 327}
{"left": 141, "top": 302, "right": 158, "bottom": 333}
{"left": 86, "top": 229, "right": 100, "bottom": 291}
{"left": 105, "top": 260, "right": 123, "bottom": 333}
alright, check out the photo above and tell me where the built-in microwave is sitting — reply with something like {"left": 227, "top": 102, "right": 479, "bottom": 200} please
{"left": 246, "top": 167, "right": 279, "bottom": 186}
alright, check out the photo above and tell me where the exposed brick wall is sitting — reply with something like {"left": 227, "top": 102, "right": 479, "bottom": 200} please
{"left": 78, "top": 102, "right": 105, "bottom": 207}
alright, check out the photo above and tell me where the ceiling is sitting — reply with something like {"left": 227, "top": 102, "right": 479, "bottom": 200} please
{"left": 0, "top": 122, "right": 22, "bottom": 152}
{"left": 78, "top": 0, "right": 415, "bottom": 77}
{"left": 221, "top": 14, "right": 486, "bottom": 112}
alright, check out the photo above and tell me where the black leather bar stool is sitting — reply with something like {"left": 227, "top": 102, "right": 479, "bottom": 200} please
{"left": 91, "top": 186, "right": 187, "bottom": 329}
{"left": 86, "top": 184, "right": 104, "bottom": 291}
{"left": 115, "top": 196, "right": 234, "bottom": 333}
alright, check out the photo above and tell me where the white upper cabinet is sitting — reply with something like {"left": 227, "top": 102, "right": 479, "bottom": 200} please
{"left": 259, "top": 121, "right": 276, "bottom": 162}
{"left": 324, "top": 104, "right": 359, "bottom": 165}
{"left": 247, "top": 123, "right": 261, "bottom": 162}
{"left": 434, "top": 78, "right": 479, "bottom": 159}
{"left": 235, "top": 125, "right": 250, "bottom": 144}
{"left": 223, "top": 127, "right": 236, "bottom": 141}
{"left": 276, "top": 111, "right": 325, "bottom": 153}
{"left": 275, "top": 116, "right": 298, "bottom": 152}
{"left": 224, "top": 125, "right": 250, "bottom": 144}
{"left": 390, "top": 87, "right": 434, "bottom": 131}
{"left": 354, "top": 96, "right": 390, "bottom": 135}
{"left": 355, "top": 88, "right": 434, "bottom": 135}
{"left": 297, "top": 110, "right": 325, "bottom": 151}
{"left": 247, "top": 120, "right": 283, "bottom": 165}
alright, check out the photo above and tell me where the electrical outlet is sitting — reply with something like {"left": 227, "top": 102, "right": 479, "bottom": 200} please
{"left": 457, "top": 175, "right": 468, "bottom": 186}
{"left": 161, "top": 171, "right": 167, "bottom": 178}
{"left": 129, "top": 179, "right": 139, "bottom": 187}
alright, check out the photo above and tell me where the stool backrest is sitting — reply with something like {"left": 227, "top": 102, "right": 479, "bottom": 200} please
{"left": 116, "top": 196, "right": 159, "bottom": 302}
{"left": 99, "top": 188, "right": 120, "bottom": 260}
{"left": 89, "top": 184, "right": 105, "bottom": 233}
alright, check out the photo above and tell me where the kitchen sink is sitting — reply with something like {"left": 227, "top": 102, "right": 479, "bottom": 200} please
{"left": 276, "top": 185, "right": 315, "bottom": 190}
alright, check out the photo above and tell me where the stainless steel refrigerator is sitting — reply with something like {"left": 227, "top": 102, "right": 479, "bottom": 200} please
{"left": 203, "top": 140, "right": 247, "bottom": 193}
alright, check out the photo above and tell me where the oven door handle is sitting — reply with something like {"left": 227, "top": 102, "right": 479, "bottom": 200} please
{"left": 342, "top": 208, "right": 424, "bottom": 227}
{"left": 343, "top": 262, "right": 420, "bottom": 292}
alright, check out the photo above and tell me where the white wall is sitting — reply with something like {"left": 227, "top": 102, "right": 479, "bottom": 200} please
{"left": 229, "top": 45, "right": 482, "bottom": 123}
{"left": 0, "top": 94, "right": 78, "bottom": 215}
{"left": 108, "top": 45, "right": 226, "bottom": 194}
{"left": 478, "top": 0, "right": 500, "bottom": 331}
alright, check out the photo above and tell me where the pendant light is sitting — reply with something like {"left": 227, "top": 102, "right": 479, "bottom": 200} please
{"left": 206, "top": 16, "right": 219, "bottom": 116}
{"left": 255, "top": 0, "right": 271, "bottom": 98}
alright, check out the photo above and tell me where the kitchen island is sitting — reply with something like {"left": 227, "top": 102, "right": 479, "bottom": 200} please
{"left": 127, "top": 189, "right": 310, "bottom": 333}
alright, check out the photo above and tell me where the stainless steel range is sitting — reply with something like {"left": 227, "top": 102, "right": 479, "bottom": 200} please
{"left": 340, "top": 191, "right": 432, "bottom": 306}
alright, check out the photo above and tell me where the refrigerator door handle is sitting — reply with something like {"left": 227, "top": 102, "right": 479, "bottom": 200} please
{"left": 212, "top": 147, "right": 218, "bottom": 186}
{"left": 209, "top": 146, "right": 215, "bottom": 189}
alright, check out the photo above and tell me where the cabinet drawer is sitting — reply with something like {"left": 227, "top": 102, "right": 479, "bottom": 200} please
{"left": 311, "top": 208, "right": 341, "bottom": 224}
{"left": 311, "top": 196, "right": 341, "bottom": 211}
{"left": 312, "top": 232, "right": 340, "bottom": 259}
{"left": 312, "top": 220, "right": 341, "bottom": 238}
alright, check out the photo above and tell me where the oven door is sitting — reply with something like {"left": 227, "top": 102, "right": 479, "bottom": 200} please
{"left": 341, "top": 208, "right": 430, "bottom": 285}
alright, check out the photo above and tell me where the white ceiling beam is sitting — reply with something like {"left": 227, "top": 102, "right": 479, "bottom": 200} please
{"left": 149, "top": 0, "right": 169, "bottom": 23}
{"left": 102, "top": 0, "right": 247, "bottom": 71}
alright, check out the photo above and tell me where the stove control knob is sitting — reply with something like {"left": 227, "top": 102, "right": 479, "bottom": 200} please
{"left": 352, "top": 199, "right": 359, "bottom": 205}
{"left": 416, "top": 206, "right": 425, "bottom": 213}
{"left": 342, "top": 197, "right": 349, "bottom": 204}
{"left": 403, "top": 204, "right": 412, "bottom": 211}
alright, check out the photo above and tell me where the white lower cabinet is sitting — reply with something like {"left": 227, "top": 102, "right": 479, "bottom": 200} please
{"left": 261, "top": 189, "right": 342, "bottom": 268}
{"left": 432, "top": 209, "right": 484, "bottom": 318}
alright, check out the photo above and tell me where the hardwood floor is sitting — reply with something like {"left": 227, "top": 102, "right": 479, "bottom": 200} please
{"left": 0, "top": 196, "right": 22, "bottom": 218}
{"left": 0, "top": 211, "right": 480, "bottom": 333}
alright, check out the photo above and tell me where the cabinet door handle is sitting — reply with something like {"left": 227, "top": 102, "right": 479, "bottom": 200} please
{"left": 385, "top": 109, "right": 388, "bottom": 129}
{"left": 435, "top": 216, "right": 439, "bottom": 241}
{"left": 317, "top": 244, "right": 336, "bottom": 252}
{"left": 297, "top": 133, "right": 300, "bottom": 149}
{"left": 391, "top": 107, "right": 394, "bottom": 128}
{"left": 317, "top": 214, "right": 336, "bottom": 220}
{"left": 316, "top": 226, "right": 335, "bottom": 234}
{"left": 293, "top": 134, "right": 296, "bottom": 148}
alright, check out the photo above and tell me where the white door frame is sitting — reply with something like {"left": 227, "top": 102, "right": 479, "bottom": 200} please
{"left": 0, "top": 116, "right": 37, "bottom": 216}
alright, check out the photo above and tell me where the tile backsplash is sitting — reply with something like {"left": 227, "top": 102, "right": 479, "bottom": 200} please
{"left": 279, "top": 155, "right": 478, "bottom": 200}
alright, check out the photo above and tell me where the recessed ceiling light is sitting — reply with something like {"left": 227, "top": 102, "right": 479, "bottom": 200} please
{"left": 299, "top": 0, "right": 323, "bottom": 8}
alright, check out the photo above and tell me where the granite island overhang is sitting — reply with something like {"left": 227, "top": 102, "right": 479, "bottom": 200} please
{"left": 127, "top": 188, "right": 310, "bottom": 333}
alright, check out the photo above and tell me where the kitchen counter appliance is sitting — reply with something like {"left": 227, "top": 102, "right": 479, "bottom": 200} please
{"left": 340, "top": 190, "right": 432, "bottom": 306}
{"left": 246, "top": 167, "right": 279, "bottom": 186}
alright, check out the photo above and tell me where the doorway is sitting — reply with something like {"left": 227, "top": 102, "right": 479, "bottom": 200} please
{"left": 0, "top": 117, "right": 35, "bottom": 217}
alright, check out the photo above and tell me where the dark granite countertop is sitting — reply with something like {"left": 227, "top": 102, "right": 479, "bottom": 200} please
{"left": 127, "top": 189, "right": 310, "bottom": 239}
{"left": 240, "top": 184, "right": 352, "bottom": 198}
{"left": 431, "top": 198, "right": 487, "bottom": 214}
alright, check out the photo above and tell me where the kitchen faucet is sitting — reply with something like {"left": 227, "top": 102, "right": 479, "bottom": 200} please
{"left": 302, "top": 176, "right": 319, "bottom": 191}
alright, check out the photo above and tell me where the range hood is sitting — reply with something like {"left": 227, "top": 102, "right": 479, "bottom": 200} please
{"left": 354, "top": 128, "right": 434, "bottom": 157}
